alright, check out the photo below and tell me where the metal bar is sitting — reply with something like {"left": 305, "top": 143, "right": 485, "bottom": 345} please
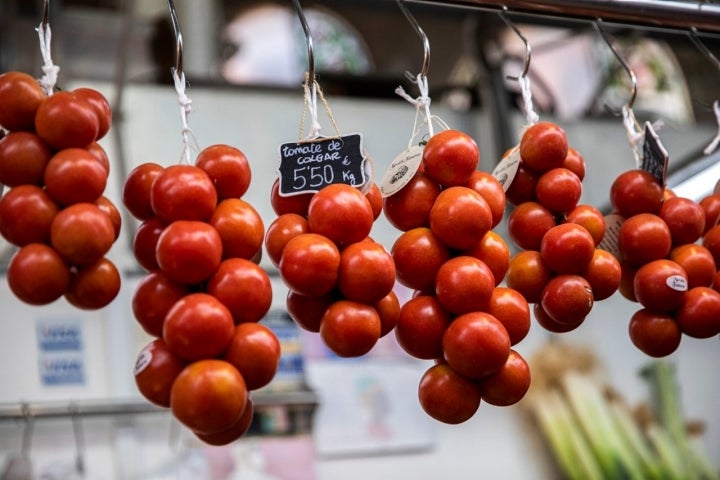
{"left": 409, "top": 0, "right": 720, "bottom": 34}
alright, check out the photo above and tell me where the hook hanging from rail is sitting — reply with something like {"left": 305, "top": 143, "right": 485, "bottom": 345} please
{"left": 291, "top": 0, "right": 315, "bottom": 84}
{"left": 167, "top": 0, "right": 183, "bottom": 78}
{"left": 397, "top": 0, "right": 431, "bottom": 78}
{"left": 41, "top": 0, "right": 50, "bottom": 29}
{"left": 593, "top": 20, "right": 637, "bottom": 114}
{"left": 498, "top": 6, "right": 531, "bottom": 82}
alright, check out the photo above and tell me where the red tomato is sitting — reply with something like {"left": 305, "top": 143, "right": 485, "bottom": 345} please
{"left": 699, "top": 194, "right": 720, "bottom": 234}
{"left": 73, "top": 87, "right": 112, "bottom": 140}
{"left": 478, "top": 349, "right": 531, "bottom": 406}
{"left": 86, "top": 142, "right": 110, "bottom": 175}
{"left": 505, "top": 162, "right": 539, "bottom": 206}
{"left": 0, "top": 132, "right": 52, "bottom": 186}
{"left": 581, "top": 248, "right": 622, "bottom": 301}
{"left": 507, "top": 201, "right": 556, "bottom": 251}
{"left": 209, "top": 198, "right": 264, "bottom": 260}
{"left": 442, "top": 311, "right": 510, "bottom": 379}
{"left": 50, "top": 202, "right": 115, "bottom": 266}
{"left": 7, "top": 243, "right": 71, "bottom": 305}
{"left": 132, "top": 216, "right": 167, "bottom": 272}
{"left": 206, "top": 258, "right": 272, "bottom": 324}
{"left": 64, "top": 257, "right": 121, "bottom": 310}
{"left": 418, "top": 363, "right": 482, "bottom": 424}
{"left": 264, "top": 213, "right": 309, "bottom": 267}
{"left": 610, "top": 169, "right": 663, "bottom": 218}
{"left": 170, "top": 359, "right": 248, "bottom": 434}
{"left": 307, "top": 183, "right": 374, "bottom": 246}
{"left": 519, "top": 121, "right": 568, "bottom": 172}
{"left": 540, "top": 274, "right": 593, "bottom": 325}
{"left": 194, "top": 397, "right": 254, "bottom": 446}
{"left": 338, "top": 241, "right": 395, "bottom": 304}
{"left": 382, "top": 171, "right": 441, "bottom": 231}
{"left": 619, "top": 260, "right": 639, "bottom": 302}
{"left": 364, "top": 182, "right": 383, "bottom": 221}
{"left": 422, "top": 129, "right": 479, "bottom": 187}
{"left": 122, "top": 162, "right": 164, "bottom": 221}
{"left": 676, "top": 287, "right": 720, "bottom": 338}
{"left": 270, "top": 178, "right": 313, "bottom": 217}
{"left": 429, "top": 186, "right": 493, "bottom": 250}
{"left": 540, "top": 223, "right": 595, "bottom": 274}
{"left": 132, "top": 271, "right": 189, "bottom": 338}
{"left": 659, "top": 196, "right": 706, "bottom": 245}
{"left": 374, "top": 290, "right": 401, "bottom": 337}
{"left": 391, "top": 227, "right": 450, "bottom": 291}
{"left": 669, "top": 243, "right": 716, "bottom": 289}
{"left": 565, "top": 204, "right": 606, "bottom": 246}
{"left": 223, "top": 323, "right": 280, "bottom": 390}
{"left": 155, "top": 220, "right": 223, "bottom": 285}
{"left": 44, "top": 148, "right": 108, "bottom": 206}
{"left": 464, "top": 170, "right": 506, "bottom": 228}
{"left": 394, "top": 295, "right": 452, "bottom": 360}
{"left": 279, "top": 233, "right": 340, "bottom": 297}
{"left": 633, "top": 259, "right": 688, "bottom": 313}
{"left": 134, "top": 338, "right": 187, "bottom": 408}
{"left": 618, "top": 213, "right": 672, "bottom": 267}
{"left": 0, "top": 185, "right": 59, "bottom": 246}
{"left": 463, "top": 230, "right": 510, "bottom": 286}
{"left": 486, "top": 287, "right": 531, "bottom": 345}
{"left": 95, "top": 196, "right": 122, "bottom": 241}
{"left": 506, "top": 250, "right": 553, "bottom": 304}
{"left": 533, "top": 302, "right": 581, "bottom": 333}
{"left": 702, "top": 224, "right": 720, "bottom": 267}
{"left": 35, "top": 90, "right": 99, "bottom": 150}
{"left": 0, "top": 71, "right": 46, "bottom": 131}
{"left": 163, "top": 293, "right": 235, "bottom": 361}
{"left": 320, "top": 300, "right": 381, "bottom": 357}
{"left": 562, "top": 146, "right": 586, "bottom": 181}
{"left": 286, "top": 290, "right": 336, "bottom": 333}
{"left": 195, "top": 144, "right": 251, "bottom": 200}
{"left": 435, "top": 256, "right": 495, "bottom": 314}
{"left": 628, "top": 309, "right": 681, "bottom": 357}
{"left": 150, "top": 165, "right": 217, "bottom": 222}
{"left": 535, "top": 167, "right": 582, "bottom": 214}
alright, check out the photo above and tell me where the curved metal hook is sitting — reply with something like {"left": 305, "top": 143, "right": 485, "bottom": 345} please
{"left": 499, "top": 6, "right": 531, "bottom": 81}
{"left": 41, "top": 0, "right": 50, "bottom": 28}
{"left": 167, "top": 0, "right": 183, "bottom": 76}
{"left": 292, "top": 0, "right": 315, "bottom": 84}
{"left": 397, "top": 0, "right": 430, "bottom": 78}
{"left": 593, "top": 20, "right": 637, "bottom": 114}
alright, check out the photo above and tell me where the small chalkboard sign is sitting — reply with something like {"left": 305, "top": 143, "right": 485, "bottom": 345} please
{"left": 278, "top": 134, "right": 367, "bottom": 196}
{"left": 641, "top": 122, "right": 668, "bottom": 187}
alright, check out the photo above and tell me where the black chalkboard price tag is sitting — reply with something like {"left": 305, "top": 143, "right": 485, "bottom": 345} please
{"left": 278, "top": 134, "right": 367, "bottom": 196}
{"left": 641, "top": 122, "right": 668, "bottom": 187}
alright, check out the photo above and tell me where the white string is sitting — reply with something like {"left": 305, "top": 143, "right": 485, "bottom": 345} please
{"left": 518, "top": 75, "right": 539, "bottom": 125}
{"left": 303, "top": 78, "right": 322, "bottom": 140}
{"left": 622, "top": 104, "right": 644, "bottom": 166}
{"left": 171, "top": 67, "right": 199, "bottom": 164}
{"left": 395, "top": 72, "right": 434, "bottom": 141}
{"left": 704, "top": 100, "right": 720, "bottom": 155}
{"left": 35, "top": 21, "right": 59, "bottom": 95}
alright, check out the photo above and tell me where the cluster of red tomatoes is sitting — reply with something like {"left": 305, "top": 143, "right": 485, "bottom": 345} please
{"left": 608, "top": 169, "right": 720, "bottom": 357}
{"left": 265, "top": 177, "right": 401, "bottom": 357}
{"left": 504, "top": 122, "right": 621, "bottom": 332}
{"left": 124, "top": 145, "right": 280, "bottom": 446}
{"left": 0, "top": 71, "right": 122, "bottom": 309}
{"left": 384, "top": 130, "right": 532, "bottom": 424}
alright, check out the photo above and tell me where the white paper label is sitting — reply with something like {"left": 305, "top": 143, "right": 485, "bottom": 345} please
{"left": 134, "top": 346, "right": 152, "bottom": 376}
{"left": 379, "top": 145, "right": 424, "bottom": 197}
{"left": 597, "top": 214, "right": 625, "bottom": 261}
{"left": 666, "top": 275, "right": 688, "bottom": 292}
{"left": 492, "top": 146, "right": 521, "bottom": 192}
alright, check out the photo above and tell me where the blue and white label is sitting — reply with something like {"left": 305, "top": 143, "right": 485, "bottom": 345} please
{"left": 36, "top": 318, "right": 82, "bottom": 352}
{"left": 39, "top": 353, "right": 85, "bottom": 386}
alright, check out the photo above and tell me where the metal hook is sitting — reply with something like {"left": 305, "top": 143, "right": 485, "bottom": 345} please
{"left": 69, "top": 403, "right": 86, "bottom": 475}
{"left": 41, "top": 0, "right": 50, "bottom": 28}
{"left": 689, "top": 26, "right": 720, "bottom": 71}
{"left": 499, "top": 6, "right": 531, "bottom": 81}
{"left": 167, "top": 0, "right": 183, "bottom": 76}
{"left": 291, "top": 0, "right": 315, "bottom": 84}
{"left": 397, "top": 0, "right": 431, "bottom": 78}
{"left": 593, "top": 20, "right": 637, "bottom": 114}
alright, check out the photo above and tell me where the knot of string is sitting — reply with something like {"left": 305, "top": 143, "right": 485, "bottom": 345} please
{"left": 302, "top": 75, "right": 322, "bottom": 140}
{"left": 172, "top": 67, "right": 198, "bottom": 163}
{"left": 35, "top": 21, "right": 59, "bottom": 95}
{"left": 704, "top": 100, "right": 720, "bottom": 155}
{"left": 518, "top": 75, "right": 539, "bottom": 125}
{"left": 622, "top": 104, "right": 644, "bottom": 165}
{"left": 395, "top": 72, "right": 434, "bottom": 140}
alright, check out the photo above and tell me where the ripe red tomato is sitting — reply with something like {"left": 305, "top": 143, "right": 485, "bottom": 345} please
{"left": 382, "top": 171, "right": 441, "bottom": 231}
{"left": 628, "top": 309, "right": 681, "bottom": 357}
{"left": 132, "top": 271, "right": 189, "bottom": 337}
{"left": 208, "top": 198, "right": 264, "bottom": 260}
{"left": 319, "top": 300, "right": 381, "bottom": 357}
{"left": 535, "top": 167, "right": 582, "bottom": 214}
{"left": 134, "top": 338, "right": 187, "bottom": 408}
{"left": 279, "top": 233, "right": 340, "bottom": 297}
{"left": 270, "top": 178, "right": 313, "bottom": 217}
{"left": 206, "top": 258, "right": 272, "bottom": 324}
{"left": 463, "top": 230, "right": 510, "bottom": 286}
{"left": 699, "top": 194, "right": 720, "bottom": 234}
{"left": 394, "top": 295, "right": 452, "bottom": 360}
{"left": 442, "top": 311, "right": 510, "bottom": 379}
{"left": 194, "top": 397, "right": 254, "bottom": 446}
{"left": 364, "top": 182, "right": 383, "bottom": 221}
{"left": 307, "top": 183, "right": 374, "bottom": 246}
{"left": 72, "top": 87, "right": 112, "bottom": 140}
{"left": 506, "top": 250, "right": 553, "bottom": 304}
{"left": 562, "top": 146, "right": 586, "bottom": 181}
{"left": 286, "top": 290, "right": 336, "bottom": 332}
{"left": 150, "top": 165, "right": 217, "bottom": 222}
{"left": 391, "top": 227, "right": 450, "bottom": 291}
{"left": 540, "top": 223, "right": 595, "bottom": 274}
{"left": 633, "top": 259, "right": 688, "bottom": 313}
{"left": 163, "top": 292, "right": 235, "bottom": 361}
{"left": 675, "top": 287, "right": 720, "bottom": 338}
{"left": 540, "top": 274, "right": 593, "bottom": 325}
{"left": 0, "top": 132, "right": 52, "bottom": 186}
{"left": 435, "top": 256, "right": 495, "bottom": 314}
{"left": 86, "top": 142, "right": 110, "bottom": 175}
{"left": 195, "top": 144, "right": 251, "bottom": 200}
{"left": 223, "top": 323, "right": 280, "bottom": 390}
{"left": 0, "top": 184, "right": 59, "bottom": 246}
{"left": 64, "top": 257, "right": 121, "bottom": 310}
{"left": 50, "top": 202, "right": 115, "bottom": 266}
{"left": 669, "top": 244, "right": 716, "bottom": 289}
{"left": 478, "top": 349, "right": 531, "bottom": 406}
{"left": 702, "top": 224, "right": 720, "bottom": 266}
{"left": 486, "top": 287, "right": 531, "bottom": 345}
{"left": 338, "top": 241, "right": 395, "bottom": 304}
{"left": 618, "top": 213, "right": 672, "bottom": 267}
{"left": 95, "top": 197, "right": 121, "bottom": 242}
{"left": 610, "top": 169, "right": 663, "bottom": 218}
{"left": 507, "top": 201, "right": 556, "bottom": 251}
{"left": 418, "top": 362, "right": 482, "bottom": 424}
{"left": 581, "top": 248, "right": 621, "bottom": 301}
{"left": 0, "top": 71, "right": 46, "bottom": 131}
{"left": 264, "top": 213, "right": 309, "bottom": 267}
{"left": 422, "top": 129, "right": 479, "bottom": 187}
{"left": 44, "top": 148, "right": 108, "bottom": 206}
{"left": 533, "top": 302, "right": 580, "bottom": 333}
{"left": 155, "top": 220, "right": 223, "bottom": 285}
{"left": 429, "top": 186, "right": 493, "bottom": 250}
{"left": 35, "top": 90, "right": 99, "bottom": 150}
{"left": 565, "top": 204, "right": 606, "bottom": 246}
{"left": 374, "top": 290, "right": 401, "bottom": 337}
{"left": 505, "top": 162, "right": 539, "bottom": 206}
{"left": 122, "top": 162, "right": 164, "bottom": 221}
{"left": 170, "top": 359, "right": 248, "bottom": 434}
{"left": 7, "top": 243, "right": 71, "bottom": 305}
{"left": 132, "top": 216, "right": 167, "bottom": 272}
{"left": 519, "top": 121, "right": 568, "bottom": 172}
{"left": 659, "top": 196, "right": 706, "bottom": 245}
{"left": 619, "top": 260, "right": 639, "bottom": 302}
{"left": 464, "top": 170, "right": 506, "bottom": 228}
